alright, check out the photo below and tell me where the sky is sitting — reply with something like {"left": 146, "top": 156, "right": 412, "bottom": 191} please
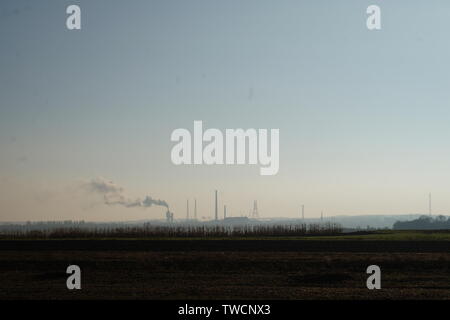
{"left": 1, "top": 0, "right": 450, "bottom": 221}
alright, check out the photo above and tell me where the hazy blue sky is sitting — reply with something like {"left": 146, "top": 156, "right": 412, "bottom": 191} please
{"left": 1, "top": 0, "right": 450, "bottom": 221}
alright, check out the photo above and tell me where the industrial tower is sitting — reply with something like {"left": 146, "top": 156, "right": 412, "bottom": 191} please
{"left": 429, "top": 193, "right": 432, "bottom": 216}
{"left": 251, "top": 200, "right": 259, "bottom": 219}
{"left": 186, "top": 200, "right": 189, "bottom": 220}
{"left": 215, "top": 190, "right": 218, "bottom": 221}
{"left": 194, "top": 199, "right": 197, "bottom": 220}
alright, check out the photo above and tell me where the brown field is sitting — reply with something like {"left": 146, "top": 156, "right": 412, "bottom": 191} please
{"left": 1, "top": 240, "right": 449, "bottom": 300}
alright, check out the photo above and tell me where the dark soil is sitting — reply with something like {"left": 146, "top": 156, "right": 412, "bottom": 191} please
{"left": 1, "top": 240, "right": 449, "bottom": 300}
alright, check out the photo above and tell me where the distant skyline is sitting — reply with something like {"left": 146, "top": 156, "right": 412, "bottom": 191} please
{"left": 2, "top": 1, "right": 450, "bottom": 221}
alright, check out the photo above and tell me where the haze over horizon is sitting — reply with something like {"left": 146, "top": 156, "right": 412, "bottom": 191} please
{"left": 2, "top": 0, "right": 450, "bottom": 222}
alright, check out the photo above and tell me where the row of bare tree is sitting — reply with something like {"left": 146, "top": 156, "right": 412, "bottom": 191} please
{"left": 0, "top": 223, "right": 343, "bottom": 239}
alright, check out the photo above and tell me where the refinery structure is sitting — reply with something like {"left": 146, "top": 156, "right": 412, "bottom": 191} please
{"left": 164, "top": 190, "right": 258, "bottom": 225}
{"left": 160, "top": 190, "right": 437, "bottom": 230}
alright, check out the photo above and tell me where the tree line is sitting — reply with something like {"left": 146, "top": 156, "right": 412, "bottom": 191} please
{"left": 393, "top": 215, "right": 450, "bottom": 230}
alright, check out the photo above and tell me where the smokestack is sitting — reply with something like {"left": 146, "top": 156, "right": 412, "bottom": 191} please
{"left": 321, "top": 211, "right": 323, "bottom": 221}
{"left": 302, "top": 205, "right": 304, "bottom": 220}
{"left": 215, "top": 190, "right": 218, "bottom": 221}
{"left": 194, "top": 199, "right": 197, "bottom": 220}
{"left": 186, "top": 199, "right": 189, "bottom": 220}
{"left": 429, "top": 193, "right": 432, "bottom": 216}
{"left": 224, "top": 205, "right": 227, "bottom": 220}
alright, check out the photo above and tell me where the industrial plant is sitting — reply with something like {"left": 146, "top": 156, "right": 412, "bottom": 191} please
{"left": 164, "top": 189, "right": 262, "bottom": 225}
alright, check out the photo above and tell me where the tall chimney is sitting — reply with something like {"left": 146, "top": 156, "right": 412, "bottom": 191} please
{"left": 302, "top": 205, "right": 304, "bottom": 220}
{"left": 215, "top": 190, "right": 218, "bottom": 221}
{"left": 194, "top": 199, "right": 197, "bottom": 220}
{"left": 429, "top": 193, "right": 432, "bottom": 216}
{"left": 224, "top": 205, "right": 227, "bottom": 220}
{"left": 186, "top": 199, "right": 189, "bottom": 220}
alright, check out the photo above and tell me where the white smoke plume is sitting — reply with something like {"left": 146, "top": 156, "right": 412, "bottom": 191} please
{"left": 84, "top": 177, "right": 168, "bottom": 209}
